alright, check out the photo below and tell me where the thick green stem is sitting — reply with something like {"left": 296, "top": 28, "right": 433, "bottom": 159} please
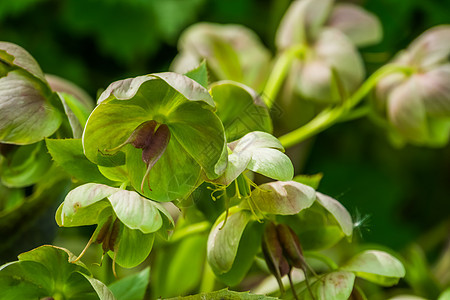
{"left": 263, "top": 45, "right": 306, "bottom": 109}
{"left": 169, "top": 221, "right": 210, "bottom": 243}
{"left": 199, "top": 261, "right": 215, "bottom": 293}
{"left": 279, "top": 64, "right": 413, "bottom": 148}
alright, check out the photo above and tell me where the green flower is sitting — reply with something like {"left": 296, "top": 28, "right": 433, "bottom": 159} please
{"left": 0, "top": 42, "right": 62, "bottom": 145}
{"left": 375, "top": 26, "right": 450, "bottom": 146}
{"left": 56, "top": 183, "right": 174, "bottom": 270}
{"left": 276, "top": 0, "right": 382, "bottom": 103}
{"left": 172, "top": 23, "right": 271, "bottom": 91}
{"left": 82, "top": 72, "right": 227, "bottom": 201}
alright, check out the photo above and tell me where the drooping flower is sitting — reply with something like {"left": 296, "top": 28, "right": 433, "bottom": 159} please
{"left": 82, "top": 72, "right": 228, "bottom": 201}
{"left": 0, "top": 42, "right": 63, "bottom": 145}
{"left": 171, "top": 23, "right": 271, "bottom": 91}
{"left": 276, "top": 0, "right": 382, "bottom": 103}
{"left": 375, "top": 26, "right": 450, "bottom": 146}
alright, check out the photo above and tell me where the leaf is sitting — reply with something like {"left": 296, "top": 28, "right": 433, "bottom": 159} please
{"left": 1, "top": 141, "right": 52, "bottom": 188}
{"left": 0, "top": 245, "right": 115, "bottom": 300}
{"left": 293, "top": 173, "right": 323, "bottom": 189}
{"left": 316, "top": 192, "right": 353, "bottom": 236}
{"left": 438, "top": 288, "right": 450, "bottom": 300}
{"left": 342, "top": 250, "right": 406, "bottom": 286}
{"left": 250, "top": 181, "right": 316, "bottom": 215}
{"left": 166, "top": 288, "right": 277, "bottom": 300}
{"left": 46, "top": 139, "right": 116, "bottom": 185}
{"left": 184, "top": 60, "right": 208, "bottom": 89}
{"left": 109, "top": 267, "right": 150, "bottom": 300}
{"left": 207, "top": 210, "right": 252, "bottom": 274}
{"left": 210, "top": 81, "right": 272, "bottom": 142}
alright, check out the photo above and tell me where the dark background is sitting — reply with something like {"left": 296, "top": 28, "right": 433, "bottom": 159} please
{"left": 2, "top": 0, "right": 449, "bottom": 253}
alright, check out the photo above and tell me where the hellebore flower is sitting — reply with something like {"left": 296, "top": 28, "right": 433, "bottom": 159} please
{"left": 56, "top": 183, "right": 174, "bottom": 271}
{"left": 0, "top": 42, "right": 62, "bottom": 144}
{"left": 171, "top": 23, "right": 271, "bottom": 91}
{"left": 276, "top": 0, "right": 382, "bottom": 103}
{"left": 82, "top": 72, "right": 227, "bottom": 202}
{"left": 375, "top": 26, "right": 450, "bottom": 146}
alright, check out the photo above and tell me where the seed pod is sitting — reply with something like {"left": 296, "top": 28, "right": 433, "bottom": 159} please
{"left": 276, "top": 223, "right": 304, "bottom": 269}
{"left": 262, "top": 222, "right": 290, "bottom": 293}
{"left": 108, "top": 218, "right": 121, "bottom": 252}
{"left": 96, "top": 217, "right": 112, "bottom": 244}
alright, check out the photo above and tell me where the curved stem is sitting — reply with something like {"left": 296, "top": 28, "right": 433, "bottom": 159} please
{"left": 263, "top": 45, "right": 306, "bottom": 109}
{"left": 169, "top": 221, "right": 210, "bottom": 243}
{"left": 279, "top": 64, "right": 413, "bottom": 148}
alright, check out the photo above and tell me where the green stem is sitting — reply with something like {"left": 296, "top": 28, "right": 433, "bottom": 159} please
{"left": 199, "top": 260, "right": 215, "bottom": 293}
{"left": 303, "top": 251, "right": 338, "bottom": 271}
{"left": 170, "top": 221, "right": 210, "bottom": 243}
{"left": 279, "top": 64, "right": 413, "bottom": 148}
{"left": 263, "top": 45, "right": 306, "bottom": 109}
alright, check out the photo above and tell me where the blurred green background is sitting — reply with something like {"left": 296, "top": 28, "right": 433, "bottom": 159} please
{"left": 2, "top": 0, "right": 449, "bottom": 256}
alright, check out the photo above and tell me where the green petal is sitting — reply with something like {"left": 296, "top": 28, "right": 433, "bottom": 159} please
{"left": 327, "top": 3, "right": 382, "bottom": 47}
{"left": 276, "top": 0, "right": 333, "bottom": 49}
{"left": 207, "top": 210, "right": 252, "bottom": 274}
{"left": 342, "top": 250, "right": 406, "bottom": 286}
{"left": 110, "top": 227, "right": 155, "bottom": 268}
{"left": 107, "top": 190, "right": 163, "bottom": 233}
{"left": 215, "top": 132, "right": 292, "bottom": 185}
{"left": 210, "top": 80, "right": 272, "bottom": 142}
{"left": 316, "top": 192, "right": 353, "bottom": 236}
{"left": 250, "top": 181, "right": 316, "bottom": 215}
{"left": 1, "top": 141, "right": 52, "bottom": 188}
{"left": 0, "top": 71, "right": 62, "bottom": 144}
{"left": 168, "top": 101, "right": 227, "bottom": 179}
{"left": 297, "top": 271, "right": 355, "bottom": 300}
{"left": 82, "top": 102, "right": 148, "bottom": 166}
{"left": 0, "top": 42, "right": 46, "bottom": 82}
{"left": 56, "top": 183, "right": 117, "bottom": 227}
{"left": 126, "top": 138, "right": 201, "bottom": 202}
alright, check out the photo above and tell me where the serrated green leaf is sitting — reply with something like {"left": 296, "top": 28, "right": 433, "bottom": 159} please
{"left": 167, "top": 288, "right": 277, "bottom": 300}
{"left": 46, "top": 138, "right": 116, "bottom": 185}
{"left": 342, "top": 250, "right": 406, "bottom": 286}
{"left": 109, "top": 267, "right": 150, "bottom": 300}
